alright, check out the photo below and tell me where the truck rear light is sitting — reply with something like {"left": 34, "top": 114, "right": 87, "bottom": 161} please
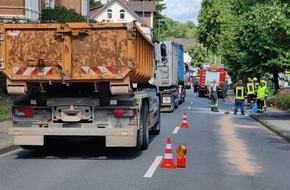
{"left": 114, "top": 109, "right": 135, "bottom": 117}
{"left": 13, "top": 108, "right": 34, "bottom": 117}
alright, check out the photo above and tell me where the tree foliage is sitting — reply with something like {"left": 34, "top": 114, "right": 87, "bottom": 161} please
{"left": 198, "top": 0, "right": 290, "bottom": 91}
{"left": 197, "top": 0, "right": 222, "bottom": 55}
{"left": 40, "top": 6, "right": 86, "bottom": 23}
{"left": 156, "top": 18, "right": 197, "bottom": 40}
{"left": 186, "top": 43, "right": 212, "bottom": 67}
{"left": 90, "top": 0, "right": 102, "bottom": 7}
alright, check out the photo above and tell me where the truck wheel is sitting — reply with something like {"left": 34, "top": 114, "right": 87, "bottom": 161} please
{"left": 174, "top": 99, "right": 179, "bottom": 108}
{"left": 137, "top": 102, "right": 149, "bottom": 150}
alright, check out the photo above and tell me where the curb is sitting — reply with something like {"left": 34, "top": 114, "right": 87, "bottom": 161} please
{"left": 0, "top": 145, "right": 19, "bottom": 156}
{"left": 248, "top": 113, "right": 290, "bottom": 143}
{"left": 228, "top": 94, "right": 290, "bottom": 143}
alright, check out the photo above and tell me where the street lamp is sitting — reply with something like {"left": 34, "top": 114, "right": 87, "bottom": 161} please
{"left": 158, "top": 19, "right": 165, "bottom": 40}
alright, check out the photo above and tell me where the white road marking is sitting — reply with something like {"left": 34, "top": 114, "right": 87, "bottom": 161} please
{"left": 144, "top": 156, "right": 163, "bottom": 178}
{"left": 188, "top": 106, "right": 191, "bottom": 109}
{"left": 191, "top": 102, "right": 193, "bottom": 104}
{"left": 172, "top": 126, "right": 180, "bottom": 134}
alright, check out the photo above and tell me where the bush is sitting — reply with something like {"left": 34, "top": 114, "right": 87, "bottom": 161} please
{"left": 266, "top": 96, "right": 276, "bottom": 107}
{"left": 40, "top": 6, "right": 86, "bottom": 23}
{"left": 274, "top": 89, "right": 290, "bottom": 111}
{"left": 0, "top": 93, "right": 12, "bottom": 120}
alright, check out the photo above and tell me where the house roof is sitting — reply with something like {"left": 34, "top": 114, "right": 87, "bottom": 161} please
{"left": 89, "top": 5, "right": 103, "bottom": 17}
{"left": 90, "top": 0, "right": 156, "bottom": 18}
{"left": 173, "top": 38, "right": 196, "bottom": 49}
{"left": 90, "top": 0, "right": 143, "bottom": 22}
{"left": 125, "top": 1, "right": 156, "bottom": 12}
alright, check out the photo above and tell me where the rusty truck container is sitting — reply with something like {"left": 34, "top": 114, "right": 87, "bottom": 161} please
{"left": 0, "top": 22, "right": 154, "bottom": 87}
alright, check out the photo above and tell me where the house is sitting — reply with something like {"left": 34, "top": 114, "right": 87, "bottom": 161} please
{"left": 90, "top": 0, "right": 156, "bottom": 28}
{"left": 0, "top": 0, "right": 89, "bottom": 22}
{"left": 173, "top": 38, "right": 196, "bottom": 49}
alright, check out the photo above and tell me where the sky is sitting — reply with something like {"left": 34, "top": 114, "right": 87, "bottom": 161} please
{"left": 161, "top": 0, "right": 203, "bottom": 25}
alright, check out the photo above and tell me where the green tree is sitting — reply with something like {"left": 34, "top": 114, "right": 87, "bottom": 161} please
{"left": 222, "top": 0, "right": 289, "bottom": 89}
{"left": 239, "top": 1, "right": 290, "bottom": 91}
{"left": 186, "top": 43, "right": 210, "bottom": 67}
{"left": 197, "top": 0, "right": 222, "bottom": 63}
{"left": 40, "top": 6, "right": 86, "bottom": 23}
{"left": 185, "top": 21, "right": 198, "bottom": 38}
{"left": 211, "top": 0, "right": 290, "bottom": 89}
{"left": 217, "top": 0, "right": 247, "bottom": 82}
{"left": 157, "top": 18, "right": 197, "bottom": 40}
{"left": 90, "top": 0, "right": 101, "bottom": 7}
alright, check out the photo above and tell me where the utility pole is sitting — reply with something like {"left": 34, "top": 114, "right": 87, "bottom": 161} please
{"left": 142, "top": 0, "right": 144, "bottom": 18}
{"left": 87, "top": 0, "right": 90, "bottom": 23}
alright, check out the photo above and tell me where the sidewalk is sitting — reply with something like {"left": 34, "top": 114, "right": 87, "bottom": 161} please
{"left": 227, "top": 90, "right": 290, "bottom": 143}
{"left": 1, "top": 93, "right": 290, "bottom": 155}
{"left": 248, "top": 107, "right": 290, "bottom": 143}
{"left": 0, "top": 120, "right": 19, "bottom": 155}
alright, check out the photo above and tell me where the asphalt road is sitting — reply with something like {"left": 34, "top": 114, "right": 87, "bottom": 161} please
{"left": 1, "top": 90, "right": 290, "bottom": 190}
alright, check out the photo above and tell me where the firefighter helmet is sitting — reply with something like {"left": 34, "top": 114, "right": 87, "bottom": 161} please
{"left": 253, "top": 77, "right": 257, "bottom": 81}
{"left": 260, "top": 80, "right": 266, "bottom": 84}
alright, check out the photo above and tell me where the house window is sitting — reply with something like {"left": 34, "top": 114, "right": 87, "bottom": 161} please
{"left": 107, "top": 9, "right": 112, "bottom": 19}
{"left": 120, "top": 9, "right": 125, "bottom": 19}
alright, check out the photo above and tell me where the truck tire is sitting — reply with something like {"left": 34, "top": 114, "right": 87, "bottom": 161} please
{"left": 137, "top": 102, "right": 149, "bottom": 150}
{"left": 174, "top": 98, "right": 179, "bottom": 108}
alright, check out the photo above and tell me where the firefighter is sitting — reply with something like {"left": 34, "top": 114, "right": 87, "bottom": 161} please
{"left": 222, "top": 78, "right": 229, "bottom": 101}
{"left": 246, "top": 78, "right": 255, "bottom": 109}
{"left": 253, "top": 77, "right": 259, "bottom": 99}
{"left": 233, "top": 79, "right": 246, "bottom": 115}
{"left": 210, "top": 79, "right": 219, "bottom": 112}
{"left": 256, "top": 80, "right": 268, "bottom": 113}
{"left": 260, "top": 77, "right": 268, "bottom": 111}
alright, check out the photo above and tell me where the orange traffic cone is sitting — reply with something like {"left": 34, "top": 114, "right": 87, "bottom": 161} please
{"left": 160, "top": 137, "right": 176, "bottom": 168}
{"left": 180, "top": 112, "right": 189, "bottom": 128}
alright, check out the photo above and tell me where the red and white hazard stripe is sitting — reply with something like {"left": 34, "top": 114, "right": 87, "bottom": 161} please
{"left": 80, "top": 66, "right": 119, "bottom": 75}
{"left": 13, "top": 67, "right": 53, "bottom": 75}
{"left": 164, "top": 143, "right": 173, "bottom": 159}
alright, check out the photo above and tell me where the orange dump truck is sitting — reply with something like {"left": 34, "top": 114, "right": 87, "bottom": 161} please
{"left": 0, "top": 21, "right": 160, "bottom": 150}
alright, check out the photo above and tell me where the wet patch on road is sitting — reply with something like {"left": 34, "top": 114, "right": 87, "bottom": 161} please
{"left": 218, "top": 116, "right": 262, "bottom": 175}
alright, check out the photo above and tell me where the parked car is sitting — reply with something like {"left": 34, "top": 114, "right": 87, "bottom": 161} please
{"left": 281, "top": 86, "right": 290, "bottom": 90}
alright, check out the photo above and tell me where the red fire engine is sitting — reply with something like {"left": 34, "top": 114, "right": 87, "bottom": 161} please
{"left": 198, "top": 64, "right": 227, "bottom": 98}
